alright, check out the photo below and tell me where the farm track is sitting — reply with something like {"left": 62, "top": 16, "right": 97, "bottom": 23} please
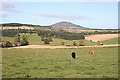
{"left": 7, "top": 44, "right": 120, "bottom": 49}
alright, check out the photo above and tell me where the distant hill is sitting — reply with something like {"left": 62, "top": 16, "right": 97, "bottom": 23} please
{"left": 1, "top": 22, "right": 89, "bottom": 29}
{"left": 1, "top": 22, "right": 118, "bottom": 30}
{"left": 1, "top": 23, "right": 44, "bottom": 27}
{"left": 51, "top": 21, "right": 89, "bottom": 29}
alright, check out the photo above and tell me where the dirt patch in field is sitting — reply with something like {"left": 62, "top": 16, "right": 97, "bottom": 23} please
{"left": 85, "top": 34, "right": 120, "bottom": 42}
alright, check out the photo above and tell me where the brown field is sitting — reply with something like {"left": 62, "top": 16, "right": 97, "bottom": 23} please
{"left": 85, "top": 34, "right": 120, "bottom": 42}
{"left": 1, "top": 26, "right": 34, "bottom": 30}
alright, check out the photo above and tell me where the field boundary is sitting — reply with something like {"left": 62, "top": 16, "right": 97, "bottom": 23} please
{"left": 6, "top": 44, "right": 120, "bottom": 49}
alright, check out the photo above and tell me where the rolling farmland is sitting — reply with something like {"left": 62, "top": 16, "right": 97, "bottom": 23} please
{"left": 1, "top": 22, "right": 119, "bottom": 79}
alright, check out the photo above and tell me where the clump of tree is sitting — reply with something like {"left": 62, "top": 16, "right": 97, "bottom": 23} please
{"left": 61, "top": 41, "right": 65, "bottom": 45}
{"left": 14, "top": 34, "right": 29, "bottom": 46}
{"left": 2, "top": 34, "right": 29, "bottom": 48}
{"left": 2, "top": 29, "right": 18, "bottom": 37}
{"left": 2, "top": 41, "right": 13, "bottom": 48}
{"left": 44, "top": 38, "right": 50, "bottom": 44}
{"left": 73, "top": 41, "right": 77, "bottom": 46}
{"left": 2, "top": 29, "right": 36, "bottom": 37}
{"left": 79, "top": 40, "right": 85, "bottom": 46}
{"left": 48, "top": 37, "right": 53, "bottom": 42}
{"left": 41, "top": 36, "right": 44, "bottom": 41}
{"left": 20, "top": 35, "right": 29, "bottom": 46}
{"left": 14, "top": 34, "right": 21, "bottom": 46}
{"left": 37, "top": 30, "right": 85, "bottom": 40}
{"left": 41, "top": 37, "right": 53, "bottom": 44}
{"left": 97, "top": 41, "right": 103, "bottom": 45}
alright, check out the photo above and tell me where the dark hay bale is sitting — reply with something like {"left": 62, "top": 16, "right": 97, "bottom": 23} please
{"left": 71, "top": 52, "right": 76, "bottom": 59}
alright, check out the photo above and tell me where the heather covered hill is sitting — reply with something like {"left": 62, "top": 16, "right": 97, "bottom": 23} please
{"left": 51, "top": 21, "right": 89, "bottom": 29}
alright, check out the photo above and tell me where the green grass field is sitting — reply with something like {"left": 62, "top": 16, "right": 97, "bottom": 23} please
{"left": 2, "top": 33, "right": 42, "bottom": 45}
{"left": 2, "top": 47, "right": 118, "bottom": 78}
{"left": 2, "top": 33, "right": 97, "bottom": 46}
{"left": 101, "top": 37, "right": 120, "bottom": 45}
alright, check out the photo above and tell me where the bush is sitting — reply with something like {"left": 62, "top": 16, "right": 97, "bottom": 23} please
{"left": 44, "top": 38, "right": 50, "bottom": 44}
{"left": 2, "top": 41, "right": 13, "bottom": 48}
{"left": 14, "top": 34, "right": 20, "bottom": 43}
{"left": 13, "top": 42, "right": 18, "bottom": 47}
{"left": 79, "top": 40, "right": 85, "bottom": 46}
{"left": 20, "top": 40, "right": 29, "bottom": 46}
{"left": 2, "top": 43, "right": 5, "bottom": 48}
{"left": 41, "top": 36, "right": 44, "bottom": 41}
{"left": 61, "top": 41, "right": 65, "bottom": 45}
{"left": 73, "top": 41, "right": 77, "bottom": 46}
{"left": 48, "top": 37, "right": 53, "bottom": 42}
{"left": 20, "top": 36, "right": 29, "bottom": 46}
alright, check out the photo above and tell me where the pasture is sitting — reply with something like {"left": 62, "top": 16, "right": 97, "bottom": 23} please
{"left": 101, "top": 37, "right": 120, "bottom": 45}
{"left": 2, "top": 47, "right": 118, "bottom": 78}
{"left": 2, "top": 33, "right": 97, "bottom": 46}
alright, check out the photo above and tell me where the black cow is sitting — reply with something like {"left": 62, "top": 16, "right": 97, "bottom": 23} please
{"left": 71, "top": 52, "right": 76, "bottom": 59}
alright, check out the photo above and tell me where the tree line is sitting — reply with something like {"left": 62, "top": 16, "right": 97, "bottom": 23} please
{"left": 1, "top": 34, "right": 29, "bottom": 48}
{"left": 2, "top": 29, "right": 36, "bottom": 37}
{"left": 37, "top": 30, "right": 85, "bottom": 40}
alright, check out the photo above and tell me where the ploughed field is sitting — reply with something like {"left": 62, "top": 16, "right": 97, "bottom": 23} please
{"left": 85, "top": 34, "right": 120, "bottom": 42}
{"left": 2, "top": 47, "right": 118, "bottom": 78}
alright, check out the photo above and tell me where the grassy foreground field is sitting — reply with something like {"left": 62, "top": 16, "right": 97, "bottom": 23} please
{"left": 2, "top": 47, "right": 118, "bottom": 78}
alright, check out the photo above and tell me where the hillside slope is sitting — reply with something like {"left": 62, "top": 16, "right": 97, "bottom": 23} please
{"left": 51, "top": 21, "right": 89, "bottom": 29}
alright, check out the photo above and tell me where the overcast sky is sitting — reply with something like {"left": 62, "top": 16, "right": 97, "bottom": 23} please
{"left": 0, "top": 0, "right": 119, "bottom": 29}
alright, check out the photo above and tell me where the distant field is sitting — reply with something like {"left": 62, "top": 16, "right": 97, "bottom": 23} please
{"left": 2, "top": 26, "right": 34, "bottom": 30}
{"left": 101, "top": 37, "right": 120, "bottom": 45}
{"left": 2, "top": 47, "right": 118, "bottom": 78}
{"left": 63, "top": 29, "right": 119, "bottom": 33}
{"left": 2, "top": 33, "right": 97, "bottom": 46}
{"left": 2, "top": 33, "right": 120, "bottom": 47}
{"left": 85, "top": 34, "right": 120, "bottom": 42}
